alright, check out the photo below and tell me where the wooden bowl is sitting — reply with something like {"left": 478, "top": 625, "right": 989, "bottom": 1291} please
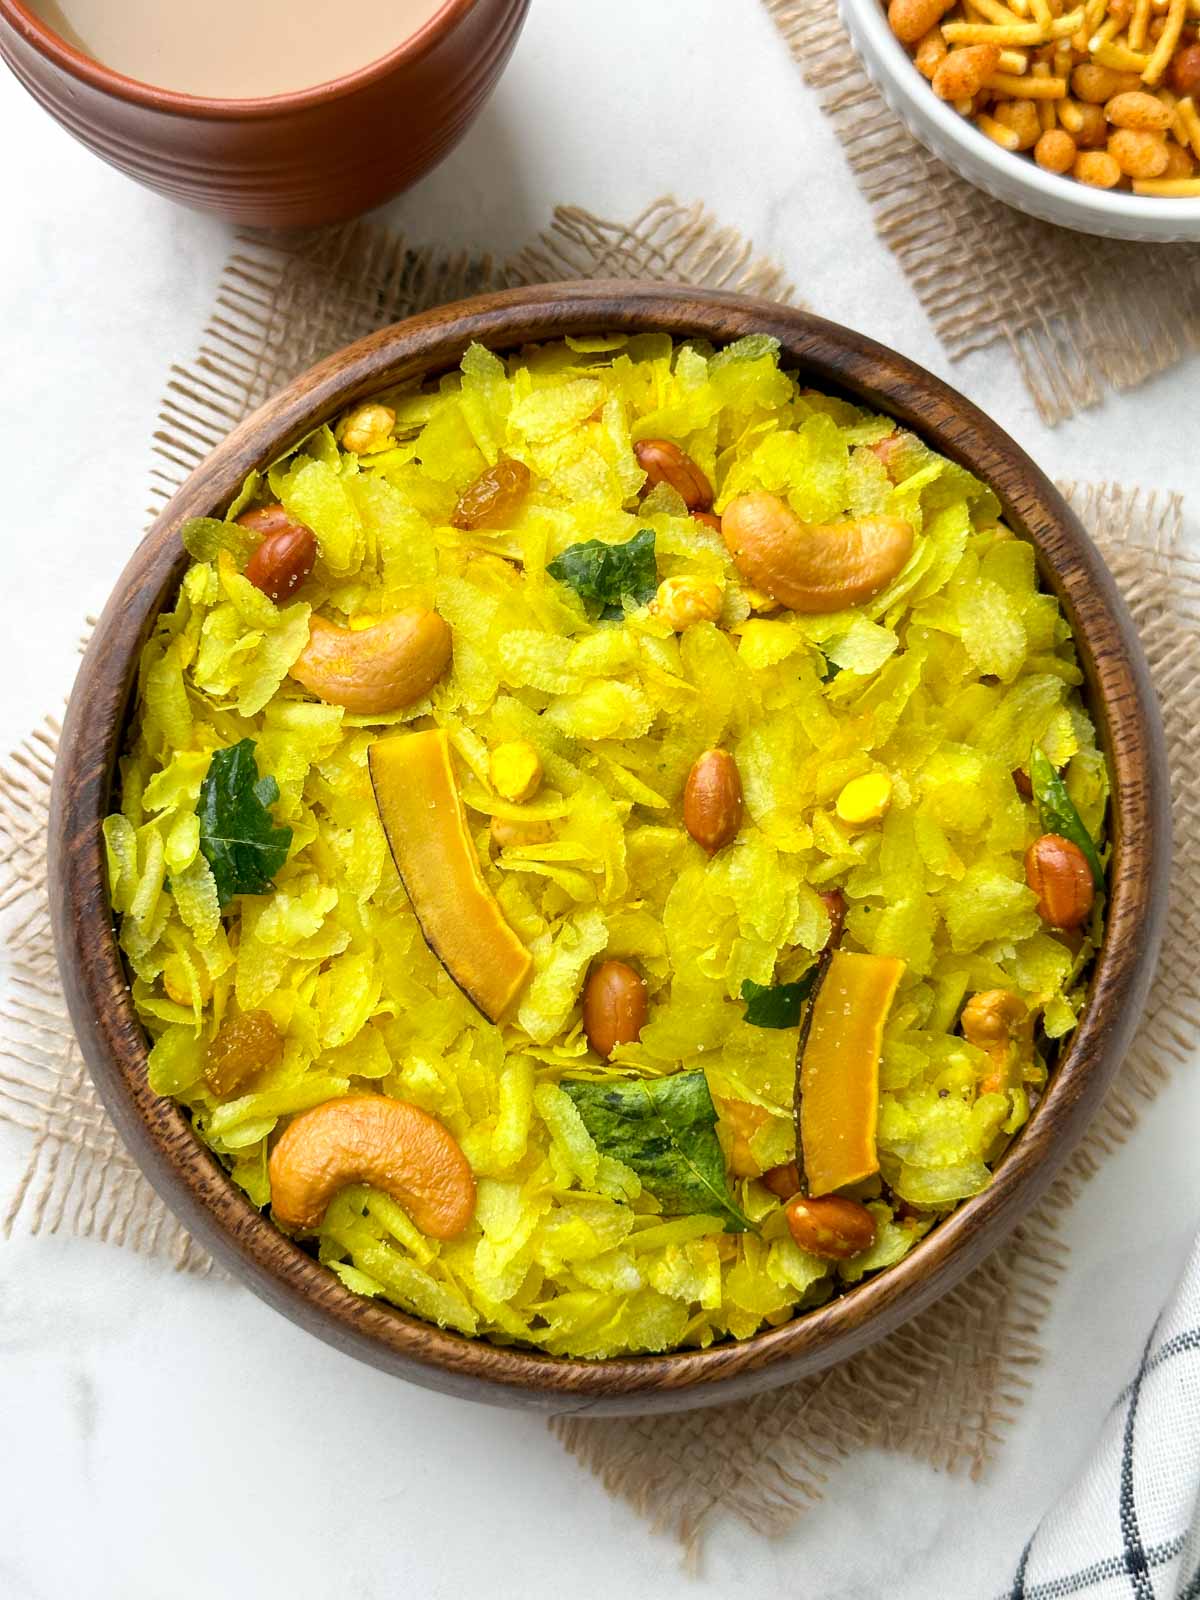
{"left": 0, "top": 0, "right": 528, "bottom": 227}
{"left": 49, "top": 283, "right": 1170, "bottom": 1415}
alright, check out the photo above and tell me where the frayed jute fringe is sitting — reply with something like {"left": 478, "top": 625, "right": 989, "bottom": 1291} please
{"left": 0, "top": 202, "right": 1195, "bottom": 1559}
{"left": 765, "top": 0, "right": 1200, "bottom": 427}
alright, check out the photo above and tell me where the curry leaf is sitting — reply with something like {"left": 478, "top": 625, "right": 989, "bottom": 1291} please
{"left": 546, "top": 528, "right": 658, "bottom": 619}
{"left": 562, "top": 1071, "right": 752, "bottom": 1232}
{"left": 196, "top": 739, "right": 292, "bottom": 911}
{"left": 740, "top": 970, "right": 819, "bottom": 1029}
{"left": 1029, "top": 745, "right": 1104, "bottom": 888}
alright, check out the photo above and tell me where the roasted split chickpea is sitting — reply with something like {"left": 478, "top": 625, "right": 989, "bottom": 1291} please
{"left": 1105, "top": 90, "right": 1175, "bottom": 130}
{"left": 1071, "top": 63, "right": 1142, "bottom": 104}
{"left": 340, "top": 403, "right": 396, "bottom": 455}
{"left": 1073, "top": 150, "right": 1123, "bottom": 188}
{"left": 1035, "top": 128, "right": 1078, "bottom": 173}
{"left": 650, "top": 575, "right": 723, "bottom": 631}
{"left": 1108, "top": 128, "right": 1170, "bottom": 178}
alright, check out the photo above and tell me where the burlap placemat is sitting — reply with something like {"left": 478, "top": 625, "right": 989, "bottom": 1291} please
{"left": 766, "top": 0, "right": 1200, "bottom": 427}
{"left": 1, "top": 200, "right": 1196, "bottom": 1560}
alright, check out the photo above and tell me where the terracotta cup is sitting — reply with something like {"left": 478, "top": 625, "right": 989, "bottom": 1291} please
{"left": 0, "top": 0, "right": 529, "bottom": 226}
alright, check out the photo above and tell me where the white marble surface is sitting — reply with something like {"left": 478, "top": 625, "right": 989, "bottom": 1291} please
{"left": 1, "top": 2, "right": 1197, "bottom": 1595}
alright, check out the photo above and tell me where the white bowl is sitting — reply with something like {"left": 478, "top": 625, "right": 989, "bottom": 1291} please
{"left": 840, "top": 0, "right": 1200, "bottom": 242}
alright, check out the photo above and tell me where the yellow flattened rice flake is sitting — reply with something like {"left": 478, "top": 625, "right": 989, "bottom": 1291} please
{"left": 170, "top": 854, "right": 221, "bottom": 947}
{"left": 102, "top": 814, "right": 138, "bottom": 913}
{"left": 533, "top": 1082, "right": 600, "bottom": 1187}
{"left": 826, "top": 616, "right": 899, "bottom": 676}
{"left": 508, "top": 378, "right": 604, "bottom": 444}
{"left": 545, "top": 680, "right": 653, "bottom": 742}
{"left": 147, "top": 1025, "right": 205, "bottom": 1096}
{"left": 143, "top": 640, "right": 193, "bottom": 753}
{"left": 279, "top": 457, "right": 363, "bottom": 575}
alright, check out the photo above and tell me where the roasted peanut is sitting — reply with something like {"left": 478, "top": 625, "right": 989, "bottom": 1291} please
{"left": 1012, "top": 766, "right": 1034, "bottom": 798}
{"left": 269, "top": 1094, "right": 475, "bottom": 1237}
{"left": 583, "top": 960, "right": 648, "bottom": 1058}
{"left": 490, "top": 814, "right": 555, "bottom": 850}
{"left": 451, "top": 459, "right": 532, "bottom": 530}
{"left": 633, "top": 439, "right": 714, "bottom": 512}
{"left": 242, "top": 520, "right": 318, "bottom": 603}
{"left": 888, "top": 0, "right": 952, "bottom": 46}
{"left": 340, "top": 403, "right": 396, "bottom": 455}
{"left": 1108, "top": 127, "right": 1170, "bottom": 177}
{"left": 1072, "top": 62, "right": 1141, "bottom": 102}
{"left": 820, "top": 888, "right": 847, "bottom": 949}
{"left": 650, "top": 575, "right": 723, "bottom": 631}
{"left": 683, "top": 748, "right": 744, "bottom": 855}
{"left": 692, "top": 510, "right": 723, "bottom": 533}
{"left": 489, "top": 739, "right": 543, "bottom": 804}
{"left": 785, "top": 1195, "right": 877, "bottom": 1261}
{"left": 1073, "top": 149, "right": 1123, "bottom": 186}
{"left": 1035, "top": 128, "right": 1078, "bottom": 172}
{"left": 1105, "top": 89, "right": 1175, "bottom": 129}
{"left": 961, "top": 989, "right": 1031, "bottom": 1097}
{"left": 290, "top": 610, "right": 451, "bottom": 713}
{"left": 762, "top": 1161, "right": 802, "bottom": 1201}
{"left": 933, "top": 44, "right": 1002, "bottom": 102}
{"left": 205, "top": 1010, "right": 284, "bottom": 1099}
{"left": 1025, "top": 833, "right": 1095, "bottom": 929}
{"left": 914, "top": 25, "right": 949, "bottom": 79}
{"left": 1170, "top": 43, "right": 1200, "bottom": 97}
{"left": 716, "top": 1097, "right": 770, "bottom": 1179}
{"left": 722, "top": 492, "right": 913, "bottom": 614}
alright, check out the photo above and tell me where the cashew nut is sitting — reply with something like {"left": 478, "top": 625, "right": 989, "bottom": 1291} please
{"left": 722, "top": 491, "right": 914, "bottom": 613}
{"left": 961, "top": 989, "right": 1032, "bottom": 1096}
{"left": 268, "top": 1094, "right": 476, "bottom": 1237}
{"left": 289, "top": 611, "right": 451, "bottom": 713}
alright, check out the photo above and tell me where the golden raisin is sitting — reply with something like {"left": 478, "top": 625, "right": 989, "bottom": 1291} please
{"left": 450, "top": 459, "right": 532, "bottom": 531}
{"left": 204, "top": 1010, "right": 284, "bottom": 1098}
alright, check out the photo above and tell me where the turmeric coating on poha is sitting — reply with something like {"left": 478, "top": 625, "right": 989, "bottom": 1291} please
{"left": 104, "top": 334, "right": 1107, "bottom": 1358}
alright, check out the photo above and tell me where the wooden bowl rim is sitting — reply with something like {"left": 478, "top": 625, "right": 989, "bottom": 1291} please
{"left": 0, "top": 0, "right": 477, "bottom": 115}
{"left": 49, "top": 281, "right": 1170, "bottom": 1415}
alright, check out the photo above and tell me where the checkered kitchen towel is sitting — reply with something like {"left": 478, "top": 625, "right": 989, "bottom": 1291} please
{"left": 1001, "top": 1234, "right": 1200, "bottom": 1599}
